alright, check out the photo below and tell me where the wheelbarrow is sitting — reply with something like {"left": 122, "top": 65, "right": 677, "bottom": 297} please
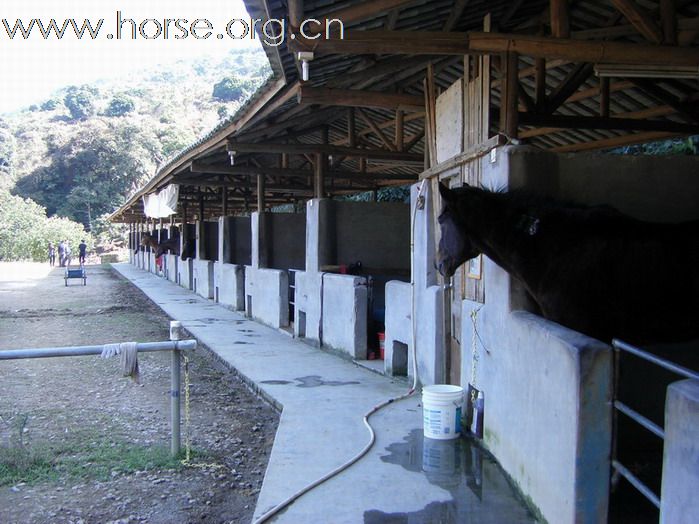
{"left": 64, "top": 264, "right": 87, "bottom": 286}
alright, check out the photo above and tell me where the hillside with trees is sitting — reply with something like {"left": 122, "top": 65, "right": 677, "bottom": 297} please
{"left": 0, "top": 46, "right": 269, "bottom": 260}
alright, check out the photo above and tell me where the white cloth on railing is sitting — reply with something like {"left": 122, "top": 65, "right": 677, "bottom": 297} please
{"left": 100, "top": 342, "right": 140, "bottom": 383}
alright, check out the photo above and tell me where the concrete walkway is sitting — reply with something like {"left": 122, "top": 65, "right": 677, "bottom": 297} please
{"left": 113, "top": 263, "right": 536, "bottom": 523}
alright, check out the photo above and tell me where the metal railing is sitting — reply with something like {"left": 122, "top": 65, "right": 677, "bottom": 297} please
{"left": 0, "top": 321, "right": 196, "bottom": 456}
{"left": 611, "top": 338, "right": 699, "bottom": 509}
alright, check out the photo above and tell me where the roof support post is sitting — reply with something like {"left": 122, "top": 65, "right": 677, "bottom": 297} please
{"left": 500, "top": 52, "right": 519, "bottom": 139}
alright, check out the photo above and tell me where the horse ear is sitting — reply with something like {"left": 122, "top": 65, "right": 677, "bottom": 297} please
{"left": 438, "top": 183, "right": 455, "bottom": 204}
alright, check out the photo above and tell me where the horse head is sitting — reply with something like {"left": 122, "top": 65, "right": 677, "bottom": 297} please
{"left": 436, "top": 183, "right": 481, "bottom": 278}
{"left": 140, "top": 233, "right": 156, "bottom": 247}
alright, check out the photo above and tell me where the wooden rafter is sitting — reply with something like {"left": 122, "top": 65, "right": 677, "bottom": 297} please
{"left": 518, "top": 112, "right": 699, "bottom": 133}
{"left": 226, "top": 141, "right": 423, "bottom": 162}
{"left": 443, "top": 0, "right": 471, "bottom": 32}
{"left": 660, "top": 0, "right": 677, "bottom": 45}
{"left": 610, "top": 0, "right": 663, "bottom": 44}
{"left": 357, "top": 108, "right": 397, "bottom": 151}
{"left": 293, "top": 30, "right": 699, "bottom": 67}
{"left": 550, "top": 0, "right": 570, "bottom": 38}
{"left": 630, "top": 79, "right": 699, "bottom": 123}
{"left": 467, "top": 32, "right": 699, "bottom": 66}
{"left": 297, "top": 86, "right": 423, "bottom": 111}
{"left": 543, "top": 63, "right": 594, "bottom": 114}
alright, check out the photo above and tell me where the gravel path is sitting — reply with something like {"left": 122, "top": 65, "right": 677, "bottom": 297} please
{"left": 0, "top": 262, "right": 279, "bottom": 524}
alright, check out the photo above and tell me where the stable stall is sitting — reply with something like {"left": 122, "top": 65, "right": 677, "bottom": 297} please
{"left": 215, "top": 215, "right": 251, "bottom": 310}
{"left": 192, "top": 220, "right": 218, "bottom": 299}
{"left": 295, "top": 199, "right": 410, "bottom": 360}
{"left": 245, "top": 210, "right": 306, "bottom": 329}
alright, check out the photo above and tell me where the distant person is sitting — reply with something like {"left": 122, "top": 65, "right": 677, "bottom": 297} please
{"left": 48, "top": 243, "right": 56, "bottom": 267}
{"left": 64, "top": 242, "right": 72, "bottom": 267}
{"left": 78, "top": 240, "right": 87, "bottom": 265}
{"left": 57, "top": 240, "right": 66, "bottom": 267}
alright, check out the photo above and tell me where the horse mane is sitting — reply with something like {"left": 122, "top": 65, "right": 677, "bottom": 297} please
{"left": 449, "top": 184, "right": 629, "bottom": 235}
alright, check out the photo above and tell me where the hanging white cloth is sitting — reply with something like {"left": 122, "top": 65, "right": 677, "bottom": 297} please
{"left": 142, "top": 184, "right": 179, "bottom": 218}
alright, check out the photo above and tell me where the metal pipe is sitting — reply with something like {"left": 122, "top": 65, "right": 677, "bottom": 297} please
{"left": 170, "top": 320, "right": 184, "bottom": 456}
{"left": 0, "top": 340, "right": 196, "bottom": 360}
{"left": 614, "top": 400, "right": 665, "bottom": 439}
{"left": 612, "top": 460, "right": 661, "bottom": 509}
{"left": 171, "top": 346, "right": 181, "bottom": 456}
{"left": 613, "top": 339, "right": 699, "bottom": 380}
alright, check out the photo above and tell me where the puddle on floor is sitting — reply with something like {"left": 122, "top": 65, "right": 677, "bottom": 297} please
{"left": 365, "top": 429, "right": 537, "bottom": 523}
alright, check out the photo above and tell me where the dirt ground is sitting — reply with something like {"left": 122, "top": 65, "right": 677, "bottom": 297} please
{"left": 0, "top": 262, "right": 279, "bottom": 524}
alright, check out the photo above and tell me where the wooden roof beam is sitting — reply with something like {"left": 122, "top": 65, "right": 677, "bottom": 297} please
{"left": 188, "top": 161, "right": 416, "bottom": 181}
{"left": 518, "top": 112, "right": 699, "bottom": 134}
{"left": 293, "top": 30, "right": 699, "bottom": 66}
{"left": 226, "top": 141, "right": 423, "bottom": 162}
{"left": 550, "top": 0, "right": 570, "bottom": 38}
{"left": 443, "top": 0, "right": 471, "bottom": 32}
{"left": 467, "top": 32, "right": 699, "bottom": 66}
{"left": 610, "top": 0, "right": 663, "bottom": 44}
{"left": 543, "top": 62, "right": 594, "bottom": 114}
{"left": 297, "top": 86, "right": 423, "bottom": 112}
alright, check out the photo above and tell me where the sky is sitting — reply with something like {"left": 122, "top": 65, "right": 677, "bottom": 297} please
{"left": 0, "top": 0, "right": 259, "bottom": 114}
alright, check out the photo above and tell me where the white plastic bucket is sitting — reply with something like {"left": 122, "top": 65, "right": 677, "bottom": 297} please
{"left": 422, "top": 385, "right": 464, "bottom": 440}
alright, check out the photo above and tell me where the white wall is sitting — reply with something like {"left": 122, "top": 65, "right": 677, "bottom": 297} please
{"left": 215, "top": 262, "right": 245, "bottom": 310}
{"left": 193, "top": 259, "right": 214, "bottom": 299}
{"left": 661, "top": 379, "right": 699, "bottom": 523}
{"left": 320, "top": 274, "right": 368, "bottom": 359}
{"left": 164, "top": 254, "right": 178, "bottom": 283}
{"left": 245, "top": 266, "right": 288, "bottom": 329}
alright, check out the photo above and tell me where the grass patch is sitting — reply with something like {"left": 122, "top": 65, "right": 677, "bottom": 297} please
{"left": 0, "top": 436, "right": 186, "bottom": 486}
{"left": 0, "top": 444, "right": 58, "bottom": 486}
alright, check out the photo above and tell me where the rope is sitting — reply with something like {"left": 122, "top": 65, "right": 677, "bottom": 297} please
{"left": 100, "top": 342, "right": 140, "bottom": 383}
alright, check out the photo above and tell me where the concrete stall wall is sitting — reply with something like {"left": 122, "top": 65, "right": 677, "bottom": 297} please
{"left": 177, "top": 224, "right": 195, "bottom": 290}
{"left": 204, "top": 221, "right": 219, "bottom": 262}
{"left": 334, "top": 201, "right": 410, "bottom": 270}
{"left": 164, "top": 254, "right": 178, "bottom": 283}
{"left": 383, "top": 280, "right": 412, "bottom": 377}
{"left": 508, "top": 147, "right": 699, "bottom": 223}
{"left": 384, "top": 183, "right": 446, "bottom": 385}
{"left": 191, "top": 221, "right": 217, "bottom": 299}
{"left": 193, "top": 258, "right": 214, "bottom": 299}
{"left": 215, "top": 216, "right": 249, "bottom": 310}
{"left": 268, "top": 212, "right": 306, "bottom": 270}
{"left": 244, "top": 211, "right": 298, "bottom": 329}
{"left": 661, "top": 379, "right": 699, "bottom": 524}
{"left": 295, "top": 199, "right": 411, "bottom": 359}
{"left": 320, "top": 274, "right": 369, "bottom": 359}
{"left": 231, "top": 217, "right": 252, "bottom": 265}
{"left": 245, "top": 266, "right": 288, "bottom": 328}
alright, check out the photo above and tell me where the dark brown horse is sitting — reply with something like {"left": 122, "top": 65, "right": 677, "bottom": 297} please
{"left": 436, "top": 183, "right": 699, "bottom": 345}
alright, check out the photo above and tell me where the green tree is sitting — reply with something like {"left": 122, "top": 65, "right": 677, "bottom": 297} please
{"left": 105, "top": 95, "right": 135, "bottom": 117}
{"left": 0, "top": 189, "right": 87, "bottom": 261}
{"left": 40, "top": 98, "right": 60, "bottom": 111}
{"left": 14, "top": 120, "right": 159, "bottom": 228}
{"left": 64, "top": 85, "right": 98, "bottom": 120}
{"left": 212, "top": 76, "right": 244, "bottom": 102}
